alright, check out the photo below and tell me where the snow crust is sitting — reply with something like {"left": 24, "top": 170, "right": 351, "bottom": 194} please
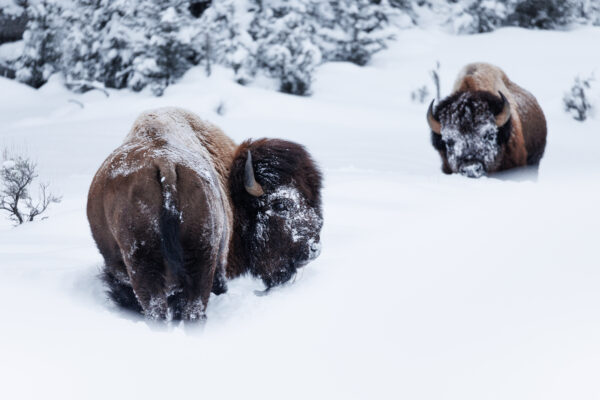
{"left": 1, "top": 27, "right": 600, "bottom": 400}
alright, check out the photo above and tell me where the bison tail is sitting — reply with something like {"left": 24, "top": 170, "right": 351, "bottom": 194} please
{"left": 157, "top": 163, "right": 190, "bottom": 288}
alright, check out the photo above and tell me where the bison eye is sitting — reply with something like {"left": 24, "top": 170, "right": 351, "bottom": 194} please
{"left": 271, "top": 200, "right": 289, "bottom": 213}
{"left": 445, "top": 139, "right": 455, "bottom": 149}
{"left": 485, "top": 132, "right": 495, "bottom": 141}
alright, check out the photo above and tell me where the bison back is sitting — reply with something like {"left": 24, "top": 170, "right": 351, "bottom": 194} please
{"left": 506, "top": 80, "right": 547, "bottom": 165}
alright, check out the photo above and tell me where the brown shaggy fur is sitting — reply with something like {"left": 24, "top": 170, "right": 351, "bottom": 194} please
{"left": 87, "top": 108, "right": 235, "bottom": 320}
{"left": 227, "top": 139, "right": 323, "bottom": 288}
{"left": 433, "top": 63, "right": 547, "bottom": 174}
{"left": 87, "top": 108, "right": 323, "bottom": 320}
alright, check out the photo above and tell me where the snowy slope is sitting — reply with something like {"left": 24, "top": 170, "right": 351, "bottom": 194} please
{"left": 0, "top": 27, "right": 599, "bottom": 400}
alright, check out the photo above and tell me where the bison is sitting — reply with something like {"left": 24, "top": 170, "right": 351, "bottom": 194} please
{"left": 87, "top": 108, "right": 323, "bottom": 321}
{"left": 427, "top": 62, "right": 547, "bottom": 178}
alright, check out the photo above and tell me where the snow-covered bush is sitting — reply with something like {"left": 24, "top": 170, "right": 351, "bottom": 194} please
{"left": 503, "top": 0, "right": 600, "bottom": 30}
{"left": 0, "top": 150, "right": 61, "bottom": 225}
{"left": 430, "top": 61, "right": 441, "bottom": 101}
{"left": 411, "top": 85, "right": 430, "bottom": 103}
{"left": 564, "top": 75, "right": 594, "bottom": 122}
{"left": 506, "top": 0, "right": 573, "bottom": 30}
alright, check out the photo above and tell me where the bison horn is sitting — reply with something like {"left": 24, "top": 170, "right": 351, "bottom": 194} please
{"left": 244, "top": 150, "right": 264, "bottom": 197}
{"left": 427, "top": 100, "right": 441, "bottom": 135}
{"left": 496, "top": 91, "right": 511, "bottom": 127}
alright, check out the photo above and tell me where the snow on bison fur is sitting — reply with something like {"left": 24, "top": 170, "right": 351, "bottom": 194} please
{"left": 87, "top": 108, "right": 323, "bottom": 321}
{"left": 427, "top": 62, "right": 547, "bottom": 178}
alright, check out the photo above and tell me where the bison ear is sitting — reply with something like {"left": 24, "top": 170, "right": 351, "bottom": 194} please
{"left": 244, "top": 150, "right": 264, "bottom": 197}
{"left": 495, "top": 91, "right": 511, "bottom": 127}
{"left": 427, "top": 100, "right": 441, "bottom": 135}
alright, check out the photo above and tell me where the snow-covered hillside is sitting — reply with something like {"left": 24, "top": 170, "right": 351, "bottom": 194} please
{"left": 0, "top": 27, "right": 599, "bottom": 399}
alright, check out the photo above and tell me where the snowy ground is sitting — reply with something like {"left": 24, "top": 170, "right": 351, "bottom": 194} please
{"left": 1, "top": 27, "right": 599, "bottom": 399}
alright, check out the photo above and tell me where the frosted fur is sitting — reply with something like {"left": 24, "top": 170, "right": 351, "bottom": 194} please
{"left": 250, "top": 184, "right": 323, "bottom": 283}
{"left": 103, "top": 109, "right": 219, "bottom": 184}
{"left": 87, "top": 106, "right": 325, "bottom": 317}
{"left": 103, "top": 109, "right": 230, "bottom": 286}
{"left": 259, "top": 185, "right": 322, "bottom": 245}
{"left": 439, "top": 92, "right": 502, "bottom": 174}
{"left": 431, "top": 62, "right": 547, "bottom": 176}
{"left": 87, "top": 107, "right": 237, "bottom": 320}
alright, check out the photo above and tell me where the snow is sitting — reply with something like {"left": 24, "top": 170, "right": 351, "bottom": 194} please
{"left": 0, "top": 40, "right": 23, "bottom": 64}
{"left": 0, "top": 0, "right": 23, "bottom": 16}
{"left": 2, "top": 159, "right": 16, "bottom": 169}
{"left": 1, "top": 26, "right": 600, "bottom": 399}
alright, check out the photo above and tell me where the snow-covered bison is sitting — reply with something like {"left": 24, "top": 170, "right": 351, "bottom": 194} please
{"left": 427, "top": 62, "right": 547, "bottom": 178}
{"left": 87, "top": 108, "right": 323, "bottom": 320}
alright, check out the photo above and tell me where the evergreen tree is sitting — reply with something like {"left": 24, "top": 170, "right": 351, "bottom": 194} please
{"left": 14, "top": 0, "right": 62, "bottom": 88}
{"left": 507, "top": 0, "right": 573, "bottom": 29}
{"left": 127, "top": 0, "right": 201, "bottom": 95}
{"left": 317, "top": 0, "right": 394, "bottom": 66}
{"left": 199, "top": 0, "right": 256, "bottom": 83}
{"left": 454, "top": 0, "right": 509, "bottom": 34}
{"left": 251, "top": 1, "right": 322, "bottom": 95}
{"left": 60, "top": 0, "right": 112, "bottom": 89}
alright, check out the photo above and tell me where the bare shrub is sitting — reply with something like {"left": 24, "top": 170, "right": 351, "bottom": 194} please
{"left": 411, "top": 85, "right": 430, "bottom": 104}
{"left": 430, "top": 61, "right": 441, "bottom": 101}
{"left": 0, "top": 150, "right": 61, "bottom": 225}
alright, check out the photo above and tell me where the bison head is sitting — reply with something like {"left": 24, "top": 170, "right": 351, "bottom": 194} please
{"left": 230, "top": 139, "right": 323, "bottom": 289}
{"left": 427, "top": 91, "right": 512, "bottom": 178}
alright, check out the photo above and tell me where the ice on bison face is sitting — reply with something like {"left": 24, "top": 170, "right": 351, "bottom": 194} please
{"left": 229, "top": 139, "right": 323, "bottom": 290}
{"left": 429, "top": 91, "right": 512, "bottom": 178}
{"left": 253, "top": 185, "right": 323, "bottom": 288}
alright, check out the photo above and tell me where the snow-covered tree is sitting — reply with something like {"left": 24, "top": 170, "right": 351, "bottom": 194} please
{"left": 316, "top": 0, "right": 395, "bottom": 66}
{"left": 251, "top": 1, "right": 322, "bottom": 95}
{"left": 507, "top": 0, "right": 575, "bottom": 29}
{"left": 120, "top": 0, "right": 201, "bottom": 95}
{"left": 199, "top": 0, "right": 256, "bottom": 83}
{"left": 14, "top": 0, "right": 62, "bottom": 88}
{"left": 58, "top": 0, "right": 202, "bottom": 95}
{"left": 8, "top": 0, "right": 398, "bottom": 96}
{"left": 59, "top": 0, "right": 112, "bottom": 89}
{"left": 453, "top": 0, "right": 509, "bottom": 34}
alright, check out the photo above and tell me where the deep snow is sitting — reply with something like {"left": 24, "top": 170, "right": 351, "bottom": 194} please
{"left": 0, "top": 27, "right": 599, "bottom": 399}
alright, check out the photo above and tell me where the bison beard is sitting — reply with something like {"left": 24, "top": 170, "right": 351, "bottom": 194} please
{"left": 87, "top": 108, "right": 323, "bottom": 321}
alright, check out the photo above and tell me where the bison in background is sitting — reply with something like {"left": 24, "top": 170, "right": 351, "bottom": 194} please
{"left": 427, "top": 62, "right": 547, "bottom": 178}
{"left": 87, "top": 108, "right": 323, "bottom": 321}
